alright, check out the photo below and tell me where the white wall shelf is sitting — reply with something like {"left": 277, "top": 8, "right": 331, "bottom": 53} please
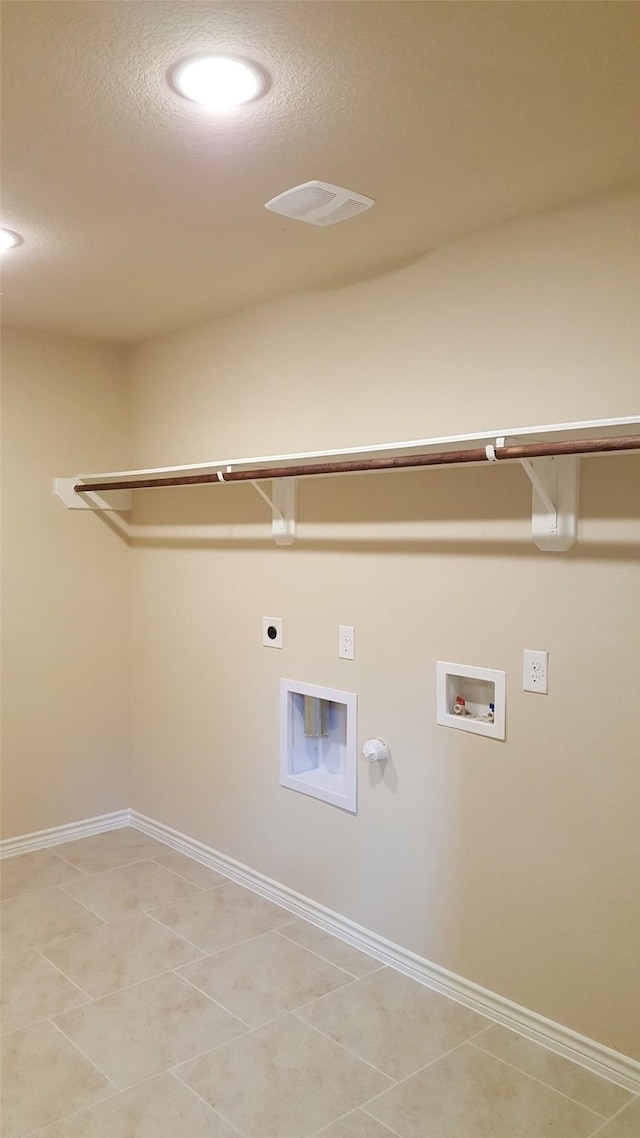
{"left": 54, "top": 416, "right": 640, "bottom": 552}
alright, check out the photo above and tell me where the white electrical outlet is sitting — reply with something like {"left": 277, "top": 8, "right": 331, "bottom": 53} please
{"left": 339, "top": 625, "right": 355, "bottom": 660}
{"left": 262, "top": 617, "right": 283, "bottom": 649}
{"left": 523, "top": 649, "right": 548, "bottom": 694}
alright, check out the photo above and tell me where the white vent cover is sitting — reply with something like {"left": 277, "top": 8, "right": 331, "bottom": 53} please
{"left": 264, "top": 181, "right": 375, "bottom": 227}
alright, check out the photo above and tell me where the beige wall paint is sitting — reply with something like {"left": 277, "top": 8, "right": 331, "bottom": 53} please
{"left": 128, "top": 189, "right": 639, "bottom": 1059}
{"left": 1, "top": 328, "right": 131, "bottom": 836}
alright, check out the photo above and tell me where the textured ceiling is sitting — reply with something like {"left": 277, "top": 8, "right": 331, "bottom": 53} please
{"left": 1, "top": 1, "right": 639, "bottom": 344}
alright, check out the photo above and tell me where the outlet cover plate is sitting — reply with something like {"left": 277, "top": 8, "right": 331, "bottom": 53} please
{"left": 339, "top": 625, "right": 355, "bottom": 660}
{"left": 263, "top": 617, "right": 283, "bottom": 649}
{"left": 523, "top": 649, "right": 548, "bottom": 693}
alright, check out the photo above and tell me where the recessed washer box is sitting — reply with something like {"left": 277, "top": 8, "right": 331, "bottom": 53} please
{"left": 280, "top": 679, "right": 357, "bottom": 812}
{"left": 436, "top": 661, "right": 506, "bottom": 740}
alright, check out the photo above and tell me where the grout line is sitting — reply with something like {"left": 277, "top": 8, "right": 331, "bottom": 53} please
{"left": 586, "top": 1097, "right": 638, "bottom": 1136}
{"left": 356, "top": 1038, "right": 487, "bottom": 1108}
{"left": 47, "top": 1006, "right": 255, "bottom": 1109}
{"left": 358, "top": 1105, "right": 407, "bottom": 1137}
{"left": 308, "top": 1107, "right": 403, "bottom": 1137}
{"left": 145, "top": 908, "right": 296, "bottom": 958}
{"left": 149, "top": 854, "right": 231, "bottom": 890}
{"left": 169, "top": 1068, "right": 246, "bottom": 1135}
{"left": 60, "top": 855, "right": 209, "bottom": 890}
{"left": 55, "top": 883, "right": 110, "bottom": 922}
{"left": 173, "top": 960, "right": 382, "bottom": 1045}
{"left": 290, "top": 1013, "right": 399, "bottom": 1085}
{"left": 274, "top": 926, "right": 385, "bottom": 980}
{"left": 170, "top": 969, "right": 256, "bottom": 1031}
{"left": 45, "top": 961, "right": 207, "bottom": 1005}
{"left": 51, "top": 851, "right": 94, "bottom": 876}
{"left": 172, "top": 957, "right": 364, "bottom": 1032}
{"left": 23, "top": 1086, "right": 122, "bottom": 1138}
{"left": 143, "top": 908, "right": 214, "bottom": 953}
{"left": 143, "top": 908, "right": 261, "bottom": 955}
{"left": 2, "top": 881, "right": 105, "bottom": 915}
{"left": 281, "top": 974, "right": 364, "bottom": 1017}
{"left": 57, "top": 856, "right": 156, "bottom": 878}
{"left": 467, "top": 1039, "right": 609, "bottom": 1120}
{"left": 32, "top": 945, "right": 97, "bottom": 1002}
{"left": 1, "top": 874, "right": 91, "bottom": 902}
{"left": 46, "top": 1016, "right": 124, "bottom": 1092}
{"left": 55, "top": 867, "right": 205, "bottom": 924}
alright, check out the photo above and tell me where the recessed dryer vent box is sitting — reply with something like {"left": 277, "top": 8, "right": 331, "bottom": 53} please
{"left": 280, "top": 679, "right": 357, "bottom": 812}
{"left": 436, "top": 661, "right": 506, "bottom": 740}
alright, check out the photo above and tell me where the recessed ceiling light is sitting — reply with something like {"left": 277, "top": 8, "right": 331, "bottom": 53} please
{"left": 170, "top": 54, "right": 267, "bottom": 111}
{"left": 0, "top": 227, "right": 23, "bottom": 252}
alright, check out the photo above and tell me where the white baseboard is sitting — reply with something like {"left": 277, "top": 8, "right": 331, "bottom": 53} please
{"left": 2, "top": 808, "right": 638, "bottom": 1094}
{"left": 0, "top": 809, "right": 130, "bottom": 857}
{"left": 128, "top": 810, "right": 640, "bottom": 1095}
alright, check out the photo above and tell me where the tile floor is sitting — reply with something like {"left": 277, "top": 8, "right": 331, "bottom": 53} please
{"left": 1, "top": 827, "right": 637, "bottom": 1137}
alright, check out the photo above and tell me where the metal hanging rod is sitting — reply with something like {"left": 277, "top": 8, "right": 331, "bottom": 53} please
{"left": 75, "top": 435, "right": 640, "bottom": 494}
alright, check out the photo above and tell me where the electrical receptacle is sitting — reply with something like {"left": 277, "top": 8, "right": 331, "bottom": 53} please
{"left": 339, "top": 625, "right": 355, "bottom": 660}
{"left": 523, "top": 649, "right": 548, "bottom": 694}
{"left": 262, "top": 617, "right": 283, "bottom": 649}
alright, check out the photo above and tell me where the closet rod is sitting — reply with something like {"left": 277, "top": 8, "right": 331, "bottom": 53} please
{"left": 74, "top": 435, "right": 640, "bottom": 494}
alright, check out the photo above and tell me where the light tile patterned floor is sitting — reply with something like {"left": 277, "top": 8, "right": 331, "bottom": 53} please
{"left": 1, "top": 828, "right": 637, "bottom": 1137}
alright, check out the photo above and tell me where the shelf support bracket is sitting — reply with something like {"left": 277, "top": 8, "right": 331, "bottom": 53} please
{"left": 250, "top": 478, "right": 297, "bottom": 545}
{"left": 493, "top": 437, "right": 579, "bottom": 551}
{"left": 519, "top": 453, "right": 580, "bottom": 552}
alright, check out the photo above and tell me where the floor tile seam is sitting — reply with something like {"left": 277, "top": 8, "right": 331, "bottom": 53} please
{"left": 30, "top": 945, "right": 96, "bottom": 1002}
{"left": 0, "top": 873, "right": 87, "bottom": 902}
{"left": 49, "top": 957, "right": 237, "bottom": 1007}
{"left": 54, "top": 884, "right": 205, "bottom": 925}
{"left": 138, "top": 860, "right": 216, "bottom": 893}
{"left": 273, "top": 926, "right": 386, "bottom": 980}
{"left": 177, "top": 923, "right": 303, "bottom": 960}
{"left": 264, "top": 929, "right": 369, "bottom": 986}
{"left": 467, "top": 1039, "right": 611, "bottom": 1120}
{"left": 32, "top": 905, "right": 162, "bottom": 960}
{"left": 149, "top": 854, "right": 231, "bottom": 891}
{"left": 172, "top": 954, "right": 364, "bottom": 1030}
{"left": 347, "top": 1106, "right": 405, "bottom": 1138}
{"left": 169, "top": 1066, "right": 247, "bottom": 1135}
{"left": 289, "top": 1011, "right": 399, "bottom": 1086}
{"left": 273, "top": 971, "right": 372, "bottom": 1018}
{"left": 347, "top": 1036, "right": 485, "bottom": 1105}
{"left": 22, "top": 1080, "right": 124, "bottom": 1138}
{"left": 57, "top": 855, "right": 157, "bottom": 878}
{"left": 168, "top": 967, "right": 257, "bottom": 1032}
{"left": 2, "top": 880, "right": 101, "bottom": 913}
{"left": 141, "top": 907, "right": 211, "bottom": 952}
{"left": 146, "top": 910, "right": 303, "bottom": 958}
{"left": 586, "top": 1097, "right": 639, "bottom": 1136}
{"left": 288, "top": 994, "right": 491, "bottom": 1085}
{"left": 308, "top": 1107, "right": 403, "bottom": 1138}
{"left": 36, "top": 908, "right": 204, "bottom": 958}
{"left": 44, "top": 1016, "right": 123, "bottom": 1092}
{"left": 59, "top": 856, "right": 209, "bottom": 895}
{"left": 166, "top": 1009, "right": 318, "bottom": 1073}
{"left": 55, "top": 881, "right": 110, "bottom": 922}
{"left": 49, "top": 849, "right": 94, "bottom": 876}
{"left": 143, "top": 907, "right": 273, "bottom": 956}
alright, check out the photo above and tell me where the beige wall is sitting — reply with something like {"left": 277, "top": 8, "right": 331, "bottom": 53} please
{"left": 2, "top": 189, "right": 637, "bottom": 1061}
{"left": 128, "top": 189, "right": 639, "bottom": 1060}
{"left": 1, "top": 328, "right": 131, "bottom": 836}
